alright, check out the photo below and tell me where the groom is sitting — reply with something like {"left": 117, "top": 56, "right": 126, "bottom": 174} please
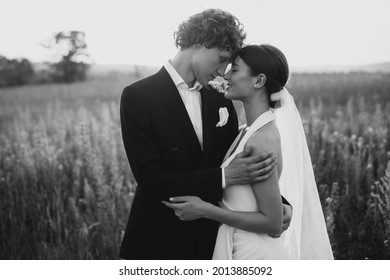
{"left": 119, "top": 9, "right": 291, "bottom": 260}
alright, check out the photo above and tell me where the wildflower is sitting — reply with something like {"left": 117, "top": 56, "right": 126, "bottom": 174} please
{"left": 357, "top": 137, "right": 364, "bottom": 148}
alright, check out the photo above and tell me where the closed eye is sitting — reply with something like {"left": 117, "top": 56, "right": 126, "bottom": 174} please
{"left": 230, "top": 62, "right": 239, "bottom": 72}
{"left": 219, "top": 56, "right": 229, "bottom": 63}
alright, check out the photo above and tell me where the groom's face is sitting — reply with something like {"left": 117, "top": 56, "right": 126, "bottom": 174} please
{"left": 192, "top": 46, "right": 232, "bottom": 88}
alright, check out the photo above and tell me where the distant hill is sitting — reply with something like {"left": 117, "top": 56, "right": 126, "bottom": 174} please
{"left": 351, "top": 62, "right": 390, "bottom": 73}
{"left": 292, "top": 62, "right": 390, "bottom": 73}
{"left": 88, "top": 62, "right": 390, "bottom": 75}
{"left": 89, "top": 64, "right": 159, "bottom": 76}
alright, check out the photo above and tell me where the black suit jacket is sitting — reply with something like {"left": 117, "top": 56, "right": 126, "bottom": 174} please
{"left": 119, "top": 67, "right": 239, "bottom": 259}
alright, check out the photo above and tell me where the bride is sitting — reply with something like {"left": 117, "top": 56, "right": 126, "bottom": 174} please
{"left": 163, "top": 44, "right": 333, "bottom": 260}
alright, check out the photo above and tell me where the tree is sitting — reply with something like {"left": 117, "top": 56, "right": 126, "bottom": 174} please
{"left": 44, "top": 31, "right": 90, "bottom": 83}
{"left": 0, "top": 56, "right": 34, "bottom": 87}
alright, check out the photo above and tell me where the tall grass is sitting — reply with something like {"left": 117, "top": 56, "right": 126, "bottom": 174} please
{"left": 302, "top": 96, "right": 390, "bottom": 259}
{"left": 0, "top": 101, "right": 135, "bottom": 259}
{"left": 0, "top": 72, "right": 389, "bottom": 259}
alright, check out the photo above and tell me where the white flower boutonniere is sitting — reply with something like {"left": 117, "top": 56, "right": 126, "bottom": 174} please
{"left": 208, "top": 77, "right": 229, "bottom": 94}
{"left": 216, "top": 107, "right": 229, "bottom": 127}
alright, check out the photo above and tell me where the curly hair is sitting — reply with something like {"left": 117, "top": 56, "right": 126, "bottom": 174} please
{"left": 174, "top": 9, "right": 246, "bottom": 56}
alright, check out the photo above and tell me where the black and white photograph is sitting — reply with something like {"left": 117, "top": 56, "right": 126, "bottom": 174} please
{"left": 1, "top": 0, "right": 389, "bottom": 277}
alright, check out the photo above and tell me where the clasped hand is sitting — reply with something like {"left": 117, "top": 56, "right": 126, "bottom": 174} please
{"left": 162, "top": 196, "right": 210, "bottom": 221}
{"left": 163, "top": 196, "right": 293, "bottom": 238}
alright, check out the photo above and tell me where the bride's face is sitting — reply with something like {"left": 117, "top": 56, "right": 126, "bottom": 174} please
{"left": 224, "top": 56, "right": 257, "bottom": 101}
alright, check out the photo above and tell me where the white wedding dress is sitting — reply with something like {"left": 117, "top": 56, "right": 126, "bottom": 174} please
{"left": 212, "top": 89, "right": 333, "bottom": 260}
{"left": 212, "top": 110, "right": 292, "bottom": 260}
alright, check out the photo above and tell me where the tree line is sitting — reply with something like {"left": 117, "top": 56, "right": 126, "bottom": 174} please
{"left": 0, "top": 31, "right": 90, "bottom": 88}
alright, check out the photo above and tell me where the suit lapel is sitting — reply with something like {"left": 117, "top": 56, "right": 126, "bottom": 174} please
{"left": 152, "top": 67, "right": 202, "bottom": 155}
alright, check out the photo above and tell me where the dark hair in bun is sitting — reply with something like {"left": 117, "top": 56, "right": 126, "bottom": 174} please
{"left": 238, "top": 44, "right": 289, "bottom": 108}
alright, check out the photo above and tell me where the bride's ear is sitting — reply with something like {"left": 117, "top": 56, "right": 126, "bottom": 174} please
{"left": 254, "top": 74, "right": 266, "bottom": 89}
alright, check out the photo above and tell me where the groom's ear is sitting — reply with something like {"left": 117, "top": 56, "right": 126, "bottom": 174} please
{"left": 254, "top": 74, "right": 266, "bottom": 89}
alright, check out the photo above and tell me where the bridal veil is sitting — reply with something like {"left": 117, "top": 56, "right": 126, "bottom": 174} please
{"left": 271, "top": 88, "right": 334, "bottom": 259}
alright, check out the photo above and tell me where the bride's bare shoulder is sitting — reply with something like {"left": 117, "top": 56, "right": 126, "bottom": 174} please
{"left": 248, "top": 122, "right": 280, "bottom": 145}
{"left": 246, "top": 122, "right": 282, "bottom": 163}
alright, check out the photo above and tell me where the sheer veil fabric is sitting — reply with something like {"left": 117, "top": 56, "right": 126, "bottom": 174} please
{"left": 271, "top": 88, "right": 334, "bottom": 259}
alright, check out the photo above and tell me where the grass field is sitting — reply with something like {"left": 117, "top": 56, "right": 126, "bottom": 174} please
{"left": 0, "top": 71, "right": 389, "bottom": 259}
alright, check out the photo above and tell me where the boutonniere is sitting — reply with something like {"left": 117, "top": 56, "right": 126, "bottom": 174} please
{"left": 216, "top": 107, "right": 229, "bottom": 127}
{"left": 208, "top": 78, "right": 229, "bottom": 94}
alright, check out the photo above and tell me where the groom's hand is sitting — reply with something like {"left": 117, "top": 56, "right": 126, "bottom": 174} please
{"left": 224, "top": 146, "right": 277, "bottom": 187}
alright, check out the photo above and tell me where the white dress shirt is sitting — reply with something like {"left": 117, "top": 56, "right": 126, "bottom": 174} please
{"left": 164, "top": 61, "right": 226, "bottom": 187}
{"left": 164, "top": 61, "right": 203, "bottom": 150}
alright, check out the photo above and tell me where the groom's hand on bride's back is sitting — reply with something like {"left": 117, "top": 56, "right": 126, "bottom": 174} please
{"left": 224, "top": 146, "right": 277, "bottom": 187}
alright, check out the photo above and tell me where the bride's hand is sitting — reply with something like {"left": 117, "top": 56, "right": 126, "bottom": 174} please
{"left": 162, "top": 196, "right": 211, "bottom": 221}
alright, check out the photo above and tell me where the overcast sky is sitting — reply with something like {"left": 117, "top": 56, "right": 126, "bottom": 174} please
{"left": 1, "top": 0, "right": 389, "bottom": 68}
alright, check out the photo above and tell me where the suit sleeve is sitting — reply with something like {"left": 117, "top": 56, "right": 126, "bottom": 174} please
{"left": 120, "top": 86, "right": 232, "bottom": 203}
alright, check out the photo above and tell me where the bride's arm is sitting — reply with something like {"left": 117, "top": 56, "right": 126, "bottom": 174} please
{"left": 209, "top": 178, "right": 282, "bottom": 234}
{"left": 163, "top": 195, "right": 281, "bottom": 234}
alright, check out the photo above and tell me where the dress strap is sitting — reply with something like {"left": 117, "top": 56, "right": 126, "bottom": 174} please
{"left": 221, "top": 111, "right": 275, "bottom": 167}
